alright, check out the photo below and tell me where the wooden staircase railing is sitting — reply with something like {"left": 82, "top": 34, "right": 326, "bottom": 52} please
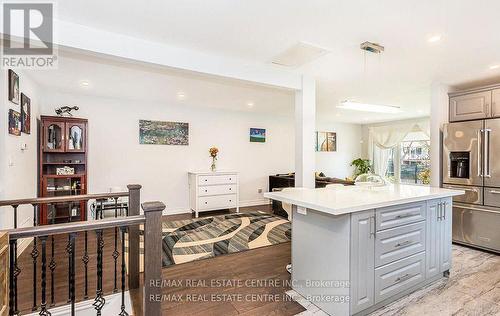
{"left": 0, "top": 184, "right": 164, "bottom": 316}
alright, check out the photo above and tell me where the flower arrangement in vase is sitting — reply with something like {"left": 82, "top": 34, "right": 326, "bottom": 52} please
{"left": 209, "top": 147, "right": 219, "bottom": 172}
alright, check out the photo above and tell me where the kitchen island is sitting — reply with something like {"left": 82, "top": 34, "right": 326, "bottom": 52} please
{"left": 264, "top": 184, "right": 464, "bottom": 316}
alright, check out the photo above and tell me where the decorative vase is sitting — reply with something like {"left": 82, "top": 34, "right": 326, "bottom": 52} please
{"left": 211, "top": 157, "right": 217, "bottom": 172}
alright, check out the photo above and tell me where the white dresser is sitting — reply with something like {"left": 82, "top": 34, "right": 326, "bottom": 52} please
{"left": 188, "top": 171, "right": 239, "bottom": 218}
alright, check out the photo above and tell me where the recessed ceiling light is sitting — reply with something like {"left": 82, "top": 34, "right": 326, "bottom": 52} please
{"left": 490, "top": 64, "right": 500, "bottom": 70}
{"left": 177, "top": 92, "right": 186, "bottom": 100}
{"left": 337, "top": 101, "right": 402, "bottom": 114}
{"left": 428, "top": 34, "right": 442, "bottom": 43}
{"left": 335, "top": 113, "right": 341, "bottom": 117}
{"left": 246, "top": 102, "right": 254, "bottom": 108}
{"left": 80, "top": 81, "right": 89, "bottom": 87}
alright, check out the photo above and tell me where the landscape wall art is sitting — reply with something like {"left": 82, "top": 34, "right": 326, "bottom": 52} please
{"left": 139, "top": 120, "right": 189, "bottom": 145}
{"left": 250, "top": 128, "right": 266, "bottom": 143}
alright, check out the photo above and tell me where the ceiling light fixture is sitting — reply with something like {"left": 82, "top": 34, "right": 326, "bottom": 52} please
{"left": 490, "top": 64, "right": 500, "bottom": 70}
{"left": 337, "top": 101, "right": 402, "bottom": 114}
{"left": 428, "top": 34, "right": 442, "bottom": 43}
{"left": 80, "top": 80, "right": 89, "bottom": 87}
{"left": 177, "top": 92, "right": 186, "bottom": 99}
{"left": 246, "top": 102, "right": 254, "bottom": 108}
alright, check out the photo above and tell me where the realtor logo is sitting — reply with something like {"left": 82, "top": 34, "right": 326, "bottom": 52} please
{"left": 2, "top": 3, "right": 57, "bottom": 68}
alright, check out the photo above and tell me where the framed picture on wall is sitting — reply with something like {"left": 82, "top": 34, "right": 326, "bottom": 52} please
{"left": 316, "top": 131, "right": 337, "bottom": 151}
{"left": 21, "top": 93, "right": 31, "bottom": 134}
{"left": 250, "top": 128, "right": 266, "bottom": 143}
{"left": 8, "top": 69, "right": 20, "bottom": 104}
{"left": 8, "top": 109, "right": 21, "bottom": 136}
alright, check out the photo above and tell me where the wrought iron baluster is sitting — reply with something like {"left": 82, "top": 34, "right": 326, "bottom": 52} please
{"left": 66, "top": 233, "right": 72, "bottom": 303}
{"left": 93, "top": 230, "right": 105, "bottom": 316}
{"left": 119, "top": 226, "right": 129, "bottom": 316}
{"left": 31, "top": 207, "right": 39, "bottom": 311}
{"left": 68, "top": 233, "right": 76, "bottom": 315}
{"left": 99, "top": 199, "right": 104, "bottom": 220}
{"left": 12, "top": 204, "right": 18, "bottom": 228}
{"left": 82, "top": 230, "right": 89, "bottom": 299}
{"left": 9, "top": 239, "right": 16, "bottom": 316}
{"left": 39, "top": 236, "right": 50, "bottom": 316}
{"left": 50, "top": 208, "right": 56, "bottom": 306}
{"left": 113, "top": 197, "right": 119, "bottom": 293}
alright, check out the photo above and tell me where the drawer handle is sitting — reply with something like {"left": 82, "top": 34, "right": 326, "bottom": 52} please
{"left": 489, "top": 190, "right": 500, "bottom": 194}
{"left": 395, "top": 240, "right": 412, "bottom": 248}
{"left": 395, "top": 273, "right": 412, "bottom": 283}
{"left": 395, "top": 213, "right": 414, "bottom": 219}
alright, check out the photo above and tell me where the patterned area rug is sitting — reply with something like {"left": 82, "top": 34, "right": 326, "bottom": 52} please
{"left": 125, "top": 211, "right": 291, "bottom": 269}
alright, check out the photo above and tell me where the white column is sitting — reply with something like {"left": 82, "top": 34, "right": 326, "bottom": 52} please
{"left": 430, "top": 83, "right": 450, "bottom": 187}
{"left": 295, "top": 76, "right": 316, "bottom": 188}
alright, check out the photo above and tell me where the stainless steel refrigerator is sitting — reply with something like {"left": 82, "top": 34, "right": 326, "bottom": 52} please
{"left": 443, "top": 119, "right": 500, "bottom": 253}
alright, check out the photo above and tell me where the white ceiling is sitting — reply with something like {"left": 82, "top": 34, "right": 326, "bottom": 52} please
{"left": 46, "top": 0, "right": 500, "bottom": 123}
{"left": 26, "top": 51, "right": 295, "bottom": 115}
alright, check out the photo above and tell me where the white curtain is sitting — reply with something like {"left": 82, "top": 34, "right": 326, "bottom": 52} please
{"left": 369, "top": 119, "right": 430, "bottom": 178}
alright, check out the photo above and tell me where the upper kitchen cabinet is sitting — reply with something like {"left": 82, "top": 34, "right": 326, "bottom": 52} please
{"left": 492, "top": 89, "right": 500, "bottom": 118}
{"left": 449, "top": 91, "right": 491, "bottom": 122}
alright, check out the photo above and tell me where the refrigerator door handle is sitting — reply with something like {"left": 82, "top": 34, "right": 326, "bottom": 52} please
{"left": 484, "top": 128, "right": 492, "bottom": 178}
{"left": 478, "top": 129, "right": 483, "bottom": 177}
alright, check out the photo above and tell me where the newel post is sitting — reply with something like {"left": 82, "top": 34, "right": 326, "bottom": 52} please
{"left": 127, "top": 184, "right": 141, "bottom": 289}
{"left": 142, "top": 201, "right": 164, "bottom": 316}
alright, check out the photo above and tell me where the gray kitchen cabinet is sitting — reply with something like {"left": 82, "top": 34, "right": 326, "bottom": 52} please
{"left": 440, "top": 198, "right": 452, "bottom": 272}
{"left": 426, "top": 198, "right": 452, "bottom": 279}
{"left": 492, "top": 89, "right": 500, "bottom": 118}
{"left": 350, "top": 210, "right": 375, "bottom": 314}
{"left": 425, "top": 199, "right": 441, "bottom": 278}
{"left": 449, "top": 91, "right": 491, "bottom": 122}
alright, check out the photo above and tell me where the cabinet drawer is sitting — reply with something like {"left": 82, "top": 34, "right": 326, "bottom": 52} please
{"left": 375, "top": 222, "right": 426, "bottom": 267}
{"left": 198, "top": 185, "right": 236, "bottom": 196}
{"left": 198, "top": 174, "right": 237, "bottom": 186}
{"left": 198, "top": 194, "right": 237, "bottom": 210}
{"left": 376, "top": 202, "right": 426, "bottom": 231}
{"left": 375, "top": 252, "right": 426, "bottom": 304}
{"left": 484, "top": 188, "right": 500, "bottom": 208}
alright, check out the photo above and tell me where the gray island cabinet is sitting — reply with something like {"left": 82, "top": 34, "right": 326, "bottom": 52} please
{"left": 264, "top": 185, "right": 463, "bottom": 316}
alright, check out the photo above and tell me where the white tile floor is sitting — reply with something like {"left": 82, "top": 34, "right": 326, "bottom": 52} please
{"left": 289, "top": 245, "right": 500, "bottom": 316}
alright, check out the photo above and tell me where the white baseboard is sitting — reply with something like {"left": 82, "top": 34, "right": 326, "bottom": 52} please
{"left": 162, "top": 199, "right": 271, "bottom": 216}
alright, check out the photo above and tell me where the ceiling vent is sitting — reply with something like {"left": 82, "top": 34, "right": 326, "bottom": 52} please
{"left": 271, "top": 42, "right": 330, "bottom": 67}
{"left": 360, "top": 41, "right": 384, "bottom": 54}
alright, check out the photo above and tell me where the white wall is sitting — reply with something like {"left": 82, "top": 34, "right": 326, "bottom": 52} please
{"left": 315, "top": 120, "right": 362, "bottom": 179}
{"left": 41, "top": 92, "right": 296, "bottom": 213}
{"left": 0, "top": 69, "right": 40, "bottom": 232}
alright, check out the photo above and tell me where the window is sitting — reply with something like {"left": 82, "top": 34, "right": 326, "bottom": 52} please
{"left": 382, "top": 131, "right": 430, "bottom": 185}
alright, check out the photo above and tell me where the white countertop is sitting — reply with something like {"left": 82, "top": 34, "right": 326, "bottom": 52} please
{"left": 264, "top": 184, "right": 464, "bottom": 216}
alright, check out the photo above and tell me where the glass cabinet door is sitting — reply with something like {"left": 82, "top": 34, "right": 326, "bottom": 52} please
{"left": 44, "top": 121, "right": 65, "bottom": 152}
{"left": 66, "top": 123, "right": 86, "bottom": 152}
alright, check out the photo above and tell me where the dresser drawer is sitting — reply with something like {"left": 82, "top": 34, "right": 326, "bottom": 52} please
{"left": 198, "top": 194, "right": 237, "bottom": 210}
{"left": 375, "top": 222, "right": 426, "bottom": 267}
{"left": 199, "top": 184, "right": 236, "bottom": 196}
{"left": 199, "top": 174, "right": 237, "bottom": 186}
{"left": 375, "top": 252, "right": 425, "bottom": 304}
{"left": 484, "top": 187, "right": 500, "bottom": 208}
{"left": 376, "top": 202, "right": 426, "bottom": 231}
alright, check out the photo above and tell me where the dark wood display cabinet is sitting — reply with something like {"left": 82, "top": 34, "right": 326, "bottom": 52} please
{"left": 39, "top": 116, "right": 88, "bottom": 224}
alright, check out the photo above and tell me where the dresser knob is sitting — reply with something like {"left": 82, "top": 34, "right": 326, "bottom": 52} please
{"left": 205, "top": 202, "right": 208, "bottom": 204}
{"left": 229, "top": 188, "right": 232, "bottom": 191}
{"left": 205, "top": 190, "right": 207, "bottom": 192}
{"left": 229, "top": 200, "right": 232, "bottom": 202}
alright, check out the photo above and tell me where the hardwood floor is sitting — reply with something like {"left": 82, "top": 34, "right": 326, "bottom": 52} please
{"left": 16, "top": 205, "right": 305, "bottom": 315}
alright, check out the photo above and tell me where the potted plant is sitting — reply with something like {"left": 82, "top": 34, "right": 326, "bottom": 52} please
{"left": 351, "top": 158, "right": 371, "bottom": 178}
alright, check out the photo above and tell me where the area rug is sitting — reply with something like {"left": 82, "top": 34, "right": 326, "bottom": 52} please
{"left": 124, "top": 211, "right": 291, "bottom": 270}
